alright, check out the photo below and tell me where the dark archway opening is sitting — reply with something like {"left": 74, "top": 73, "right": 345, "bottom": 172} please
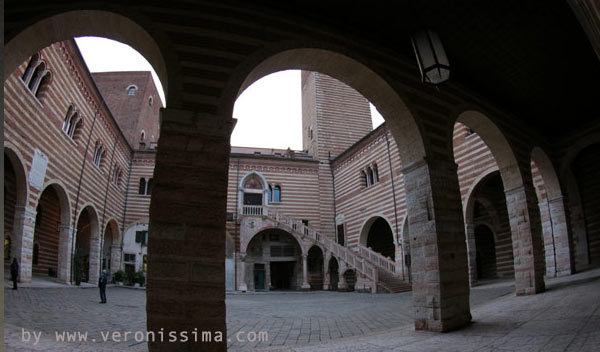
{"left": 33, "top": 187, "right": 62, "bottom": 277}
{"left": 366, "top": 218, "right": 395, "bottom": 261}
{"left": 474, "top": 224, "right": 497, "bottom": 279}
{"left": 307, "top": 246, "right": 324, "bottom": 290}
{"left": 343, "top": 270, "right": 356, "bottom": 292}
{"left": 329, "top": 257, "right": 339, "bottom": 291}
{"left": 75, "top": 210, "right": 92, "bottom": 283}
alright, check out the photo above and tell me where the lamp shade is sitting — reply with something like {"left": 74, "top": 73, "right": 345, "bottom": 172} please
{"left": 412, "top": 29, "right": 450, "bottom": 84}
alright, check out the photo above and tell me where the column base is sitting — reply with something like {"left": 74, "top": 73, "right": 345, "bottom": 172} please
{"left": 238, "top": 284, "right": 248, "bottom": 292}
{"left": 300, "top": 283, "right": 311, "bottom": 291}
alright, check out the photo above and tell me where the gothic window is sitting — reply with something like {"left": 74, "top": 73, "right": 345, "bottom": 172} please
{"left": 363, "top": 163, "right": 379, "bottom": 187}
{"left": 22, "top": 54, "right": 52, "bottom": 99}
{"left": 111, "top": 166, "right": 122, "bottom": 186}
{"left": 141, "top": 130, "right": 145, "bottom": 141}
{"left": 62, "top": 105, "right": 82, "bottom": 139}
{"left": 92, "top": 141, "right": 106, "bottom": 168}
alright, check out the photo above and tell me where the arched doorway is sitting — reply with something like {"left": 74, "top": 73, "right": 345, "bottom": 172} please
{"left": 74, "top": 206, "right": 100, "bottom": 284}
{"left": 474, "top": 224, "right": 497, "bottom": 279}
{"left": 328, "top": 257, "right": 339, "bottom": 291}
{"left": 32, "top": 186, "right": 63, "bottom": 277}
{"left": 245, "top": 228, "right": 302, "bottom": 291}
{"left": 343, "top": 269, "right": 357, "bottom": 292}
{"left": 361, "top": 217, "right": 396, "bottom": 261}
{"left": 307, "top": 246, "right": 324, "bottom": 290}
{"left": 102, "top": 220, "right": 120, "bottom": 279}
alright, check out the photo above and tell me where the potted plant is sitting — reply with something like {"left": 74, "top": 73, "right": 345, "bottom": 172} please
{"left": 134, "top": 270, "right": 146, "bottom": 287}
{"left": 113, "top": 270, "right": 125, "bottom": 285}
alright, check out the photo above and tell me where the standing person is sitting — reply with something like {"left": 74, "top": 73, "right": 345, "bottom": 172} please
{"left": 99, "top": 269, "right": 107, "bottom": 303}
{"left": 10, "top": 258, "right": 19, "bottom": 290}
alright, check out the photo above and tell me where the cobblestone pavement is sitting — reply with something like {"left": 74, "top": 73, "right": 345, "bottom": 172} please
{"left": 4, "top": 269, "right": 599, "bottom": 351}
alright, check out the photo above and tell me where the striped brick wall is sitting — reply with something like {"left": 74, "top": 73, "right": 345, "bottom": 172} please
{"left": 573, "top": 143, "right": 600, "bottom": 265}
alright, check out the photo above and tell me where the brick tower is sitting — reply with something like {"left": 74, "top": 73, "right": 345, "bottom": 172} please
{"left": 301, "top": 71, "right": 373, "bottom": 239}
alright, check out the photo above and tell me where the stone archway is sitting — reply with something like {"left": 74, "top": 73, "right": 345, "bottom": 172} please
{"left": 102, "top": 219, "right": 121, "bottom": 277}
{"left": 360, "top": 216, "right": 396, "bottom": 261}
{"left": 328, "top": 256, "right": 340, "bottom": 291}
{"left": 531, "top": 147, "right": 573, "bottom": 277}
{"left": 307, "top": 246, "right": 324, "bottom": 290}
{"left": 74, "top": 205, "right": 100, "bottom": 285}
{"left": 474, "top": 224, "right": 497, "bottom": 279}
{"left": 456, "top": 111, "right": 545, "bottom": 295}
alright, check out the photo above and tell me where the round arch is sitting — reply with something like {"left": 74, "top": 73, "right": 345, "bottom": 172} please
{"left": 4, "top": 9, "right": 175, "bottom": 104}
{"left": 463, "top": 168, "right": 501, "bottom": 226}
{"left": 359, "top": 215, "right": 396, "bottom": 247}
{"left": 456, "top": 110, "right": 522, "bottom": 191}
{"left": 241, "top": 226, "right": 305, "bottom": 256}
{"left": 531, "top": 147, "right": 563, "bottom": 201}
{"left": 38, "top": 181, "right": 72, "bottom": 228}
{"left": 3, "top": 145, "right": 29, "bottom": 209}
{"left": 74, "top": 204, "right": 101, "bottom": 283}
{"left": 223, "top": 46, "right": 426, "bottom": 166}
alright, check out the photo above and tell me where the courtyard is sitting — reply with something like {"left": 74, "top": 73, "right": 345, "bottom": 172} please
{"left": 4, "top": 268, "right": 600, "bottom": 351}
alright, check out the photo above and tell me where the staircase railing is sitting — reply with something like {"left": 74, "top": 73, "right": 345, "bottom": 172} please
{"left": 358, "top": 244, "right": 397, "bottom": 276}
{"left": 247, "top": 206, "right": 378, "bottom": 282}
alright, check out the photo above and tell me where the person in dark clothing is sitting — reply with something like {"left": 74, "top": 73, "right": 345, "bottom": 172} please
{"left": 10, "top": 258, "right": 19, "bottom": 290}
{"left": 99, "top": 269, "right": 107, "bottom": 303}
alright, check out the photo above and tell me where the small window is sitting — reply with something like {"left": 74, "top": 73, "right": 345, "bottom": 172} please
{"left": 138, "top": 178, "right": 146, "bottom": 195}
{"left": 127, "top": 86, "right": 137, "bottom": 96}
{"left": 363, "top": 163, "right": 379, "bottom": 187}
{"left": 140, "top": 130, "right": 145, "bottom": 141}
{"left": 146, "top": 178, "right": 153, "bottom": 195}
{"left": 22, "top": 55, "right": 51, "bottom": 99}
{"left": 337, "top": 224, "right": 345, "bottom": 246}
{"left": 124, "top": 253, "right": 136, "bottom": 262}
{"left": 62, "top": 105, "right": 81, "bottom": 139}
{"left": 148, "top": 96, "right": 154, "bottom": 106}
{"left": 309, "top": 126, "right": 314, "bottom": 140}
{"left": 273, "top": 186, "right": 281, "bottom": 203}
{"left": 111, "top": 166, "right": 122, "bottom": 186}
{"left": 92, "top": 142, "right": 105, "bottom": 168}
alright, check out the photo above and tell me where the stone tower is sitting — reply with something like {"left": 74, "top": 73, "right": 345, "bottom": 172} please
{"left": 301, "top": 71, "right": 373, "bottom": 239}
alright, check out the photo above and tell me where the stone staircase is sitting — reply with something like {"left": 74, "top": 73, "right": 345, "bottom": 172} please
{"left": 358, "top": 244, "right": 412, "bottom": 293}
{"left": 243, "top": 205, "right": 378, "bottom": 291}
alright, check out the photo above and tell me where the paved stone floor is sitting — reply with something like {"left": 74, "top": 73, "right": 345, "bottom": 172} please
{"left": 3, "top": 269, "right": 600, "bottom": 351}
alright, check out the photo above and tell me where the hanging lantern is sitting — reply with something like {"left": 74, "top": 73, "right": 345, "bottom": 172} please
{"left": 411, "top": 29, "right": 450, "bottom": 84}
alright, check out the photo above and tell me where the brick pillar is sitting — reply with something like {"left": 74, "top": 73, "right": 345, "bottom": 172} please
{"left": 110, "top": 245, "right": 122, "bottom": 274}
{"left": 147, "top": 109, "right": 232, "bottom": 352}
{"left": 12, "top": 206, "right": 36, "bottom": 283}
{"left": 57, "top": 225, "right": 73, "bottom": 283}
{"left": 464, "top": 224, "right": 478, "bottom": 286}
{"left": 538, "top": 201, "right": 557, "bottom": 277}
{"left": 402, "top": 157, "right": 471, "bottom": 332}
{"left": 504, "top": 184, "right": 545, "bottom": 295}
{"left": 547, "top": 197, "right": 574, "bottom": 276}
{"left": 88, "top": 235, "right": 101, "bottom": 285}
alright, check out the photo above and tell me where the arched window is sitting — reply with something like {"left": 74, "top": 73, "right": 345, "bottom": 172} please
{"left": 127, "top": 85, "right": 137, "bottom": 96}
{"left": 146, "top": 178, "right": 153, "bottom": 195}
{"left": 35, "top": 71, "right": 52, "bottom": 98}
{"left": 149, "top": 96, "right": 154, "bottom": 106}
{"left": 366, "top": 167, "right": 373, "bottom": 186}
{"left": 373, "top": 164, "right": 379, "bottom": 183}
{"left": 141, "top": 130, "right": 145, "bottom": 141}
{"left": 362, "top": 170, "right": 368, "bottom": 187}
{"left": 273, "top": 185, "right": 281, "bottom": 203}
{"left": 112, "top": 166, "right": 122, "bottom": 186}
{"left": 62, "top": 105, "right": 81, "bottom": 139}
{"left": 268, "top": 185, "right": 273, "bottom": 202}
{"left": 22, "top": 53, "right": 39, "bottom": 83}
{"left": 33, "top": 243, "right": 39, "bottom": 265}
{"left": 139, "top": 178, "right": 146, "bottom": 195}
{"left": 93, "top": 142, "right": 105, "bottom": 168}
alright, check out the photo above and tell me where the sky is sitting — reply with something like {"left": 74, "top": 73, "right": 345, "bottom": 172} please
{"left": 75, "top": 37, "right": 384, "bottom": 150}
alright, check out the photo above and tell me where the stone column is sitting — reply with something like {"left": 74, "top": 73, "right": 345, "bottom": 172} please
{"left": 147, "top": 109, "right": 233, "bottom": 352}
{"left": 11, "top": 206, "right": 36, "bottom": 283}
{"left": 110, "top": 245, "right": 122, "bottom": 274}
{"left": 504, "top": 183, "right": 545, "bottom": 295}
{"left": 402, "top": 157, "right": 471, "bottom": 332}
{"left": 301, "top": 254, "right": 311, "bottom": 290}
{"left": 57, "top": 225, "right": 73, "bottom": 283}
{"left": 547, "top": 197, "right": 574, "bottom": 276}
{"left": 238, "top": 253, "right": 248, "bottom": 292}
{"left": 538, "top": 201, "right": 557, "bottom": 277}
{"left": 88, "top": 234, "right": 101, "bottom": 285}
{"left": 322, "top": 252, "right": 330, "bottom": 290}
{"left": 338, "top": 266, "right": 347, "bottom": 291}
{"left": 464, "top": 224, "right": 478, "bottom": 287}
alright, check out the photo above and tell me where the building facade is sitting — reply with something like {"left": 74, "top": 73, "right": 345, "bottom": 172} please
{"left": 5, "top": 43, "right": 597, "bottom": 297}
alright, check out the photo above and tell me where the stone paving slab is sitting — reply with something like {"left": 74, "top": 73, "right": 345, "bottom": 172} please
{"left": 4, "top": 268, "right": 600, "bottom": 351}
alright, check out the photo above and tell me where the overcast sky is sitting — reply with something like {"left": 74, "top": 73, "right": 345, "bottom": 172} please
{"left": 75, "top": 37, "right": 384, "bottom": 150}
